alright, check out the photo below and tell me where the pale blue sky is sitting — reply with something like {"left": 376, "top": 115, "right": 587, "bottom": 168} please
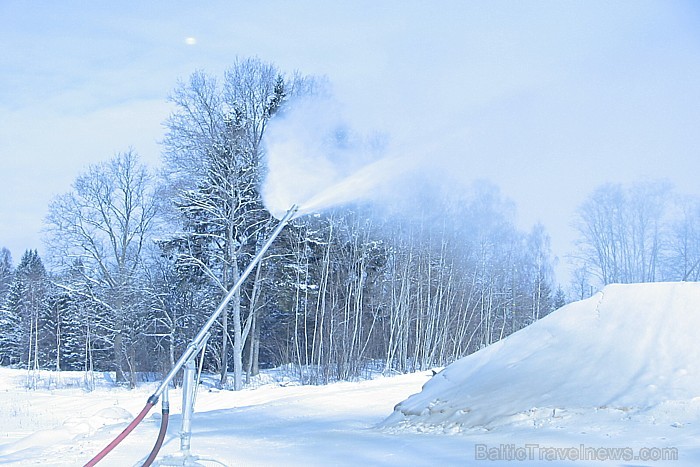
{"left": 1, "top": 1, "right": 699, "bottom": 284}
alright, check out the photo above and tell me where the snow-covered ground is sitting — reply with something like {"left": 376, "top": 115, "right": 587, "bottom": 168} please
{"left": 1, "top": 282, "right": 699, "bottom": 466}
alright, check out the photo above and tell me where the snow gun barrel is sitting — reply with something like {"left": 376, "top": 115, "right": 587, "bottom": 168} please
{"left": 151, "top": 203, "right": 300, "bottom": 401}
{"left": 84, "top": 204, "right": 299, "bottom": 466}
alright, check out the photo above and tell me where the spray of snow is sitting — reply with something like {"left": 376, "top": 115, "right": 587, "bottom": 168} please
{"left": 262, "top": 96, "right": 424, "bottom": 219}
{"left": 294, "top": 156, "right": 414, "bottom": 218}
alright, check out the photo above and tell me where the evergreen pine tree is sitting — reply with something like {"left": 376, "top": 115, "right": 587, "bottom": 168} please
{"left": 0, "top": 247, "right": 12, "bottom": 301}
{"left": 3, "top": 250, "right": 51, "bottom": 381}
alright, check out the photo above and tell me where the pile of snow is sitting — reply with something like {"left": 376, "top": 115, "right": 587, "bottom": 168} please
{"left": 382, "top": 282, "right": 700, "bottom": 432}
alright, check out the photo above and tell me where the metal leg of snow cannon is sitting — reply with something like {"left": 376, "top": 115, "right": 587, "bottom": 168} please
{"left": 155, "top": 356, "right": 213, "bottom": 467}
{"left": 155, "top": 339, "right": 223, "bottom": 467}
{"left": 180, "top": 358, "right": 196, "bottom": 457}
{"left": 155, "top": 331, "right": 216, "bottom": 466}
{"left": 154, "top": 342, "right": 211, "bottom": 465}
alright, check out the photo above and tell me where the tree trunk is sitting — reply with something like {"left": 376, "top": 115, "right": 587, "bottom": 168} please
{"left": 231, "top": 259, "right": 243, "bottom": 390}
{"left": 114, "top": 331, "right": 127, "bottom": 383}
{"left": 219, "top": 310, "right": 228, "bottom": 387}
{"left": 55, "top": 318, "right": 61, "bottom": 371}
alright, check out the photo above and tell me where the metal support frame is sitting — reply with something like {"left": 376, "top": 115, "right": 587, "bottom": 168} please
{"left": 180, "top": 358, "right": 196, "bottom": 455}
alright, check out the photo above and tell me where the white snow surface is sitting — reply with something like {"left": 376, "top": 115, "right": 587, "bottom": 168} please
{"left": 1, "top": 282, "right": 699, "bottom": 466}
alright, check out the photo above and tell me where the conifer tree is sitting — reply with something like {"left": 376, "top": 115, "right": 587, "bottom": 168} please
{"left": 0, "top": 247, "right": 12, "bottom": 301}
{"left": 3, "top": 250, "right": 51, "bottom": 384}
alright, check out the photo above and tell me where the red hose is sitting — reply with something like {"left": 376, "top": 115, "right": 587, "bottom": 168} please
{"left": 84, "top": 401, "right": 155, "bottom": 466}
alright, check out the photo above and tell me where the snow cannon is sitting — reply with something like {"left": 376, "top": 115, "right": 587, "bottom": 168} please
{"left": 84, "top": 205, "right": 300, "bottom": 466}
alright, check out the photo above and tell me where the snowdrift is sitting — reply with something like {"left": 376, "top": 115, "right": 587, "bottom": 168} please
{"left": 382, "top": 282, "right": 700, "bottom": 431}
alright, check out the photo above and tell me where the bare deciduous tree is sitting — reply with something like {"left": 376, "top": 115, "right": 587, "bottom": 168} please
{"left": 667, "top": 195, "right": 700, "bottom": 281}
{"left": 573, "top": 181, "right": 670, "bottom": 285}
{"left": 45, "top": 150, "right": 158, "bottom": 386}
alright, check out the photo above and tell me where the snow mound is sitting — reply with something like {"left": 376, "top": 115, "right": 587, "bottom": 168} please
{"left": 381, "top": 282, "right": 700, "bottom": 431}
{"left": 63, "top": 406, "right": 134, "bottom": 435}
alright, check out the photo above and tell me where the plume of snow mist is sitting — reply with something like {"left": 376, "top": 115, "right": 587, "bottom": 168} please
{"left": 295, "top": 156, "right": 413, "bottom": 218}
{"left": 262, "top": 96, "right": 420, "bottom": 219}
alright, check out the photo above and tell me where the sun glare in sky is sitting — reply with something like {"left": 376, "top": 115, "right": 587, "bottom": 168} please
{"left": 185, "top": 36, "right": 197, "bottom": 45}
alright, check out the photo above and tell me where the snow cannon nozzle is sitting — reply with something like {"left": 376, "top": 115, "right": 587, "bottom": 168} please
{"left": 281, "top": 204, "right": 300, "bottom": 222}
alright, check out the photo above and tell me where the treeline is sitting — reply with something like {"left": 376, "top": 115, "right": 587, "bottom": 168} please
{"left": 1, "top": 57, "right": 699, "bottom": 389}
{"left": 570, "top": 181, "right": 700, "bottom": 294}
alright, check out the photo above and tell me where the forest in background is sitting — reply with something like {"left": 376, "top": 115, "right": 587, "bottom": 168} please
{"left": 2, "top": 57, "right": 700, "bottom": 390}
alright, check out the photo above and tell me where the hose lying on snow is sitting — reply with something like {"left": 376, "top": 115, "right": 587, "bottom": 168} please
{"left": 83, "top": 398, "right": 157, "bottom": 467}
{"left": 142, "top": 394, "right": 170, "bottom": 467}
